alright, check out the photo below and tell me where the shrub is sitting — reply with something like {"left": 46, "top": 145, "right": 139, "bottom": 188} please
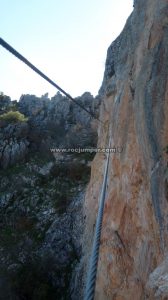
{"left": 0, "top": 110, "right": 28, "bottom": 123}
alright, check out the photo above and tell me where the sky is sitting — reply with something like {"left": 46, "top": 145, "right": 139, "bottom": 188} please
{"left": 0, "top": 0, "right": 133, "bottom": 100}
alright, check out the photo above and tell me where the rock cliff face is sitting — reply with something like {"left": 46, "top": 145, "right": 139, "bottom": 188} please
{"left": 83, "top": 0, "right": 168, "bottom": 299}
{"left": 0, "top": 92, "right": 99, "bottom": 299}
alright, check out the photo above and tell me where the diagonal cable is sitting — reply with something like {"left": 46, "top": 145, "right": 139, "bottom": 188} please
{"left": 0, "top": 37, "right": 103, "bottom": 123}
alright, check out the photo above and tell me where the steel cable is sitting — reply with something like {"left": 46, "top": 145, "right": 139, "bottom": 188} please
{"left": 0, "top": 37, "right": 103, "bottom": 123}
{"left": 84, "top": 138, "right": 111, "bottom": 300}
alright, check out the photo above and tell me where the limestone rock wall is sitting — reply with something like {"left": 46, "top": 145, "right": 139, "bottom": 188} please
{"left": 83, "top": 1, "right": 168, "bottom": 299}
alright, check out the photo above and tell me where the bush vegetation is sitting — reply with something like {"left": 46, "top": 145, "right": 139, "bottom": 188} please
{"left": 0, "top": 110, "right": 28, "bottom": 123}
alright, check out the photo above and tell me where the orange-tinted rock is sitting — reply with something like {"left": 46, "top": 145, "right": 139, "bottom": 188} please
{"left": 83, "top": 0, "right": 168, "bottom": 299}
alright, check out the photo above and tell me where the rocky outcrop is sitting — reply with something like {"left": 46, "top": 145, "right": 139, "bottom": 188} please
{"left": 83, "top": 0, "right": 168, "bottom": 299}
{"left": 146, "top": 256, "right": 168, "bottom": 299}
{"left": 0, "top": 92, "right": 100, "bottom": 169}
{"left": 0, "top": 122, "right": 29, "bottom": 168}
{"left": 19, "top": 92, "right": 99, "bottom": 151}
{"left": 0, "top": 93, "right": 12, "bottom": 113}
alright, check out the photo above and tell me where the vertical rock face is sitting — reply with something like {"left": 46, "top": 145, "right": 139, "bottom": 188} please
{"left": 84, "top": 0, "right": 168, "bottom": 299}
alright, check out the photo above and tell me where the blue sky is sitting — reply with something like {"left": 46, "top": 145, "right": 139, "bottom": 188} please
{"left": 1, "top": 0, "right": 133, "bottom": 100}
